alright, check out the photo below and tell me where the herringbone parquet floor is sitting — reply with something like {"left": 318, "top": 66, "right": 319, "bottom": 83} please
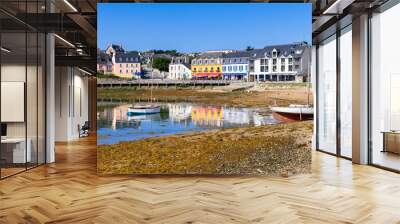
{"left": 1, "top": 135, "right": 400, "bottom": 224}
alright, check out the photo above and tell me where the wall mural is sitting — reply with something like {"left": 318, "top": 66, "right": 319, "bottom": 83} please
{"left": 96, "top": 3, "right": 313, "bottom": 175}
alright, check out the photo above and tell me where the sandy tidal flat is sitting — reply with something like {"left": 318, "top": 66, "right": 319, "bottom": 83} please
{"left": 97, "top": 121, "right": 313, "bottom": 175}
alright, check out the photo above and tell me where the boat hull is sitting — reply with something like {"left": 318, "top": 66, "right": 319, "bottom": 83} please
{"left": 128, "top": 107, "right": 161, "bottom": 114}
{"left": 271, "top": 106, "right": 313, "bottom": 122}
{"left": 272, "top": 111, "right": 313, "bottom": 122}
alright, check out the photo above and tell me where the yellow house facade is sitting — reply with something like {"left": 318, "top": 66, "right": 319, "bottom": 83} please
{"left": 191, "top": 52, "right": 224, "bottom": 79}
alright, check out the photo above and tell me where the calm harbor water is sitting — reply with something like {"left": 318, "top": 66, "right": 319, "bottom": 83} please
{"left": 97, "top": 101, "right": 279, "bottom": 145}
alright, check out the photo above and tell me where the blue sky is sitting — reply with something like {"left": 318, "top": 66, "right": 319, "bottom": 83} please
{"left": 98, "top": 3, "right": 311, "bottom": 53}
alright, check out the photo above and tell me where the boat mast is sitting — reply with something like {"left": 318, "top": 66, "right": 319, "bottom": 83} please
{"left": 306, "top": 52, "right": 311, "bottom": 106}
{"left": 151, "top": 56, "right": 153, "bottom": 102}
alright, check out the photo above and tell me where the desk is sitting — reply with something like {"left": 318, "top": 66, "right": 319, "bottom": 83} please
{"left": 382, "top": 131, "right": 400, "bottom": 154}
{"left": 1, "top": 138, "right": 31, "bottom": 163}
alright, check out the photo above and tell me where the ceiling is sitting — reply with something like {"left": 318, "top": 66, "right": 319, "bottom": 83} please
{"left": 0, "top": 0, "right": 97, "bottom": 73}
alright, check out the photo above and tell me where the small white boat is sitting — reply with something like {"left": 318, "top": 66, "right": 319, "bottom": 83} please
{"left": 271, "top": 104, "right": 313, "bottom": 121}
{"left": 128, "top": 104, "right": 161, "bottom": 114}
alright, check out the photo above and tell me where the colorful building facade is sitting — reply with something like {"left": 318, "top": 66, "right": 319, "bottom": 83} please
{"left": 112, "top": 52, "right": 141, "bottom": 79}
{"left": 191, "top": 52, "right": 224, "bottom": 79}
{"left": 97, "top": 44, "right": 142, "bottom": 79}
{"left": 222, "top": 51, "right": 250, "bottom": 80}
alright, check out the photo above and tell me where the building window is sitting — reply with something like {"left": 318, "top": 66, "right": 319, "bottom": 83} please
{"left": 239, "top": 65, "right": 243, "bottom": 71}
{"left": 273, "top": 59, "right": 277, "bottom": 65}
{"left": 288, "top": 65, "right": 293, "bottom": 71}
{"left": 281, "top": 58, "right": 285, "bottom": 64}
{"left": 265, "top": 66, "right": 269, "bottom": 72}
{"left": 273, "top": 66, "right": 277, "bottom": 72}
{"left": 222, "top": 66, "right": 226, "bottom": 72}
{"left": 228, "top": 66, "right": 232, "bottom": 71}
{"left": 288, "top": 58, "right": 293, "bottom": 64}
{"left": 261, "top": 66, "right": 265, "bottom": 72}
{"left": 295, "top": 65, "right": 300, "bottom": 69}
{"left": 233, "top": 66, "right": 237, "bottom": 71}
{"left": 281, "top": 66, "right": 285, "bottom": 71}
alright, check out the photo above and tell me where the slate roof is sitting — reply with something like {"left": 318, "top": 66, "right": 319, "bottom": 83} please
{"left": 115, "top": 52, "right": 140, "bottom": 63}
{"left": 111, "top": 44, "right": 125, "bottom": 54}
{"left": 222, "top": 51, "right": 252, "bottom": 58}
{"left": 250, "top": 42, "right": 309, "bottom": 59}
{"left": 196, "top": 52, "right": 224, "bottom": 59}
{"left": 97, "top": 51, "right": 111, "bottom": 64}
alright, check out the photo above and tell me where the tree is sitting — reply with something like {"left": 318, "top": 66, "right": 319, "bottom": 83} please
{"left": 151, "top": 49, "right": 181, "bottom": 56}
{"left": 246, "top": 46, "right": 254, "bottom": 51}
{"left": 152, "top": 57, "right": 171, "bottom": 72}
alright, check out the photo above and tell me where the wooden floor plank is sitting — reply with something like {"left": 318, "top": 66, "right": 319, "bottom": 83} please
{"left": 0, "top": 135, "right": 400, "bottom": 223}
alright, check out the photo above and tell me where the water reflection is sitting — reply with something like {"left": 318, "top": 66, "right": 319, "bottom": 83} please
{"left": 97, "top": 102, "right": 278, "bottom": 145}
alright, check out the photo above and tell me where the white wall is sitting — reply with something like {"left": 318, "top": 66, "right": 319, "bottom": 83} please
{"left": 54, "top": 67, "right": 89, "bottom": 141}
{"left": 168, "top": 64, "right": 192, "bottom": 80}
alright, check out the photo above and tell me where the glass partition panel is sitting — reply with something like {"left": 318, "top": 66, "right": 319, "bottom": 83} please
{"left": 371, "top": 3, "right": 400, "bottom": 171}
{"left": 339, "top": 26, "right": 352, "bottom": 158}
{"left": 1, "top": 31, "right": 27, "bottom": 177}
{"left": 317, "top": 35, "right": 337, "bottom": 154}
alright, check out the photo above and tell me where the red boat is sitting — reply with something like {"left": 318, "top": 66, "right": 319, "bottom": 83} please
{"left": 271, "top": 104, "right": 314, "bottom": 122}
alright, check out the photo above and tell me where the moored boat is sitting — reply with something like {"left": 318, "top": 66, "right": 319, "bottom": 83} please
{"left": 128, "top": 104, "right": 161, "bottom": 114}
{"left": 271, "top": 104, "right": 313, "bottom": 122}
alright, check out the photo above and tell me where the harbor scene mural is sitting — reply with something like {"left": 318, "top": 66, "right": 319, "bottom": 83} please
{"left": 97, "top": 3, "right": 313, "bottom": 175}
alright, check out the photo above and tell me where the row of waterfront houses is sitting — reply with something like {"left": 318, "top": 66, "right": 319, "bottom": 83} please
{"left": 98, "top": 42, "right": 311, "bottom": 82}
{"left": 168, "top": 42, "right": 310, "bottom": 82}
